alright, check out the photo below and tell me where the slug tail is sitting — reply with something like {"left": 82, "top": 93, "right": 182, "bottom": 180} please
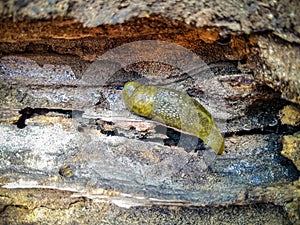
{"left": 203, "top": 125, "right": 225, "bottom": 155}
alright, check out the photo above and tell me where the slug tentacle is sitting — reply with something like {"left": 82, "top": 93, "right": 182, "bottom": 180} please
{"left": 122, "top": 81, "right": 225, "bottom": 154}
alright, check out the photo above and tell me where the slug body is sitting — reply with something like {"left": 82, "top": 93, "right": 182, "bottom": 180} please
{"left": 123, "top": 82, "right": 224, "bottom": 154}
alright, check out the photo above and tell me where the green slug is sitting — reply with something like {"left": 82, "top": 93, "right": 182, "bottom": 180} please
{"left": 122, "top": 82, "right": 225, "bottom": 154}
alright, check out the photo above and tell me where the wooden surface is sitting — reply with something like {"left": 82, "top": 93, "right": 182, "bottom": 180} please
{"left": 0, "top": 0, "right": 300, "bottom": 224}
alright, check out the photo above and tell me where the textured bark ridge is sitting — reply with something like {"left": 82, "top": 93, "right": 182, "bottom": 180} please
{"left": 0, "top": 1, "right": 300, "bottom": 224}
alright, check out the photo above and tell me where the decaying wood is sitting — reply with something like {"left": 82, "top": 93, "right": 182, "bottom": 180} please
{"left": 0, "top": 0, "right": 300, "bottom": 224}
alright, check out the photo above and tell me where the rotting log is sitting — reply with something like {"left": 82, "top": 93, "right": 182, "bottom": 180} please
{"left": 0, "top": 1, "right": 300, "bottom": 224}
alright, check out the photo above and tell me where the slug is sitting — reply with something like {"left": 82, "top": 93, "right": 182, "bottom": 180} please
{"left": 122, "top": 82, "right": 225, "bottom": 154}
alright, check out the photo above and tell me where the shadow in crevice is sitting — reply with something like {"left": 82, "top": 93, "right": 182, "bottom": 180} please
{"left": 14, "top": 107, "right": 74, "bottom": 129}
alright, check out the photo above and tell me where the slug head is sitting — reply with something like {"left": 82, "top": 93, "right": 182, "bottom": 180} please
{"left": 122, "top": 81, "right": 158, "bottom": 117}
{"left": 122, "top": 82, "right": 141, "bottom": 110}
